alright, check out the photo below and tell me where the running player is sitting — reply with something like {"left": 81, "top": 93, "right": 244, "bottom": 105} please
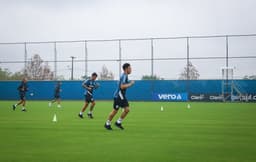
{"left": 49, "top": 81, "right": 62, "bottom": 108}
{"left": 104, "top": 63, "right": 135, "bottom": 130}
{"left": 78, "top": 72, "right": 99, "bottom": 119}
{"left": 12, "top": 78, "right": 29, "bottom": 112}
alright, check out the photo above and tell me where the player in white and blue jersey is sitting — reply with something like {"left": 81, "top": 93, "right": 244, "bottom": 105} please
{"left": 78, "top": 72, "right": 100, "bottom": 119}
{"left": 104, "top": 63, "right": 135, "bottom": 130}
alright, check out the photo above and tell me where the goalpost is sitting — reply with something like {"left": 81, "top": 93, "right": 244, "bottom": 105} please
{"left": 221, "top": 67, "right": 243, "bottom": 102}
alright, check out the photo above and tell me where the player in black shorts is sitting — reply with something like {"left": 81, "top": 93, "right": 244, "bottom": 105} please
{"left": 104, "top": 63, "right": 135, "bottom": 130}
{"left": 49, "top": 81, "right": 62, "bottom": 108}
{"left": 78, "top": 73, "right": 99, "bottom": 119}
{"left": 12, "top": 78, "right": 28, "bottom": 112}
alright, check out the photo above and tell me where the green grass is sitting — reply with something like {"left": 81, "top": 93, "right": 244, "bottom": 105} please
{"left": 0, "top": 101, "right": 256, "bottom": 162}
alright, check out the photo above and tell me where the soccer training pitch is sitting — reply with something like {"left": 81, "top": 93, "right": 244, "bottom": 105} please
{"left": 0, "top": 101, "right": 256, "bottom": 162}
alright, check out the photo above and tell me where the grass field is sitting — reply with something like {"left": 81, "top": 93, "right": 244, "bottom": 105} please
{"left": 0, "top": 101, "right": 256, "bottom": 162}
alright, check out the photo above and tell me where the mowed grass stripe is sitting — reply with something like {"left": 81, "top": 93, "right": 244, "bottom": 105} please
{"left": 0, "top": 101, "right": 256, "bottom": 162}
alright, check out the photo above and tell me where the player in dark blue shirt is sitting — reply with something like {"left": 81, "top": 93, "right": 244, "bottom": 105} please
{"left": 78, "top": 72, "right": 100, "bottom": 119}
{"left": 12, "top": 78, "right": 28, "bottom": 112}
{"left": 49, "top": 81, "right": 62, "bottom": 108}
{"left": 104, "top": 63, "right": 135, "bottom": 130}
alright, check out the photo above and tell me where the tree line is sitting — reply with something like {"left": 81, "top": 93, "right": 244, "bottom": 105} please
{"left": 1, "top": 54, "right": 255, "bottom": 80}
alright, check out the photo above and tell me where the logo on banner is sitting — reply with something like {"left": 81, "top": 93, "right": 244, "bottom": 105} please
{"left": 153, "top": 93, "right": 188, "bottom": 101}
{"left": 190, "top": 94, "right": 205, "bottom": 100}
{"left": 232, "top": 94, "right": 256, "bottom": 101}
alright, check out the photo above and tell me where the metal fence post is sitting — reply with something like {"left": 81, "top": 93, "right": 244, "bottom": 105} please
{"left": 119, "top": 40, "right": 122, "bottom": 77}
{"left": 54, "top": 42, "right": 57, "bottom": 80}
{"left": 186, "top": 37, "right": 190, "bottom": 80}
{"left": 151, "top": 38, "right": 154, "bottom": 77}
{"left": 24, "top": 42, "right": 27, "bottom": 76}
{"left": 84, "top": 41, "right": 88, "bottom": 78}
{"left": 186, "top": 37, "right": 190, "bottom": 100}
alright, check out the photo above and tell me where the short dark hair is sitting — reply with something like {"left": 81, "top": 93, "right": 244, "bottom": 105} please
{"left": 122, "top": 63, "right": 130, "bottom": 71}
{"left": 92, "top": 72, "right": 98, "bottom": 77}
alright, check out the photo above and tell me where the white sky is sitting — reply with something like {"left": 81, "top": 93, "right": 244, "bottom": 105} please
{"left": 0, "top": 0, "right": 256, "bottom": 79}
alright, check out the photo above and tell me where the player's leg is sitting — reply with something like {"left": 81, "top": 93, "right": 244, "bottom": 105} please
{"left": 105, "top": 98, "right": 119, "bottom": 130}
{"left": 120, "top": 107, "right": 130, "bottom": 121}
{"left": 17, "top": 94, "right": 25, "bottom": 106}
{"left": 49, "top": 98, "right": 56, "bottom": 107}
{"left": 78, "top": 101, "right": 89, "bottom": 118}
{"left": 13, "top": 100, "right": 22, "bottom": 109}
{"left": 13, "top": 94, "right": 24, "bottom": 110}
{"left": 87, "top": 100, "right": 95, "bottom": 118}
{"left": 108, "top": 109, "right": 118, "bottom": 122}
{"left": 17, "top": 100, "right": 23, "bottom": 106}
{"left": 13, "top": 100, "right": 22, "bottom": 110}
{"left": 21, "top": 99, "right": 27, "bottom": 112}
{"left": 104, "top": 109, "right": 118, "bottom": 130}
{"left": 115, "top": 107, "right": 129, "bottom": 130}
{"left": 57, "top": 97, "right": 61, "bottom": 108}
{"left": 115, "top": 99, "right": 129, "bottom": 130}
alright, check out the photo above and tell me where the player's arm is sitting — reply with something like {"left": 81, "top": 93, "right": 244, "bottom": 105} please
{"left": 94, "top": 82, "right": 100, "bottom": 89}
{"left": 82, "top": 81, "right": 92, "bottom": 90}
{"left": 17, "top": 85, "right": 22, "bottom": 91}
{"left": 25, "top": 85, "right": 29, "bottom": 91}
{"left": 120, "top": 80, "right": 135, "bottom": 90}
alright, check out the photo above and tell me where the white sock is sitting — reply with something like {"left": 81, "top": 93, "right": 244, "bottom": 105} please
{"left": 22, "top": 107, "right": 25, "bottom": 110}
{"left": 15, "top": 104, "right": 17, "bottom": 107}
{"left": 117, "top": 118, "right": 122, "bottom": 124}
{"left": 106, "top": 120, "right": 111, "bottom": 126}
{"left": 80, "top": 112, "right": 83, "bottom": 115}
{"left": 88, "top": 111, "right": 92, "bottom": 114}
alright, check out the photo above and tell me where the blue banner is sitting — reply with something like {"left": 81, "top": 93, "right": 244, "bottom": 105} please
{"left": 152, "top": 93, "right": 188, "bottom": 101}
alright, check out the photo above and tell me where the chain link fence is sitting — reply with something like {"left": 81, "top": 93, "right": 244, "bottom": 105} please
{"left": 0, "top": 34, "right": 256, "bottom": 80}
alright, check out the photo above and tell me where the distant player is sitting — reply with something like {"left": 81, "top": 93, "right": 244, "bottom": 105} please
{"left": 78, "top": 72, "right": 100, "bottom": 119}
{"left": 104, "top": 63, "right": 135, "bottom": 130}
{"left": 12, "top": 78, "right": 29, "bottom": 112}
{"left": 49, "top": 81, "right": 62, "bottom": 108}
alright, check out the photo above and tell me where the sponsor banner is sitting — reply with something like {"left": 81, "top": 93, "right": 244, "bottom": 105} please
{"left": 232, "top": 94, "right": 256, "bottom": 102}
{"left": 189, "top": 94, "right": 224, "bottom": 101}
{"left": 189, "top": 94, "right": 256, "bottom": 102}
{"left": 152, "top": 93, "right": 188, "bottom": 101}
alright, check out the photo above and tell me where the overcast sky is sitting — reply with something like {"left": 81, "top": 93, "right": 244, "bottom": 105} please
{"left": 0, "top": 0, "right": 256, "bottom": 79}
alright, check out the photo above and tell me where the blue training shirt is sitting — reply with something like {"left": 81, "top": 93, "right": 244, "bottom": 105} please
{"left": 17, "top": 81, "right": 28, "bottom": 95}
{"left": 83, "top": 79, "right": 98, "bottom": 96}
{"left": 114, "top": 73, "right": 130, "bottom": 99}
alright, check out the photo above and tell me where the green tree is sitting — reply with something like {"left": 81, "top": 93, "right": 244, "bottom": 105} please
{"left": 0, "top": 68, "right": 11, "bottom": 80}
{"left": 243, "top": 75, "right": 256, "bottom": 80}
{"left": 0, "top": 68, "right": 24, "bottom": 80}
{"left": 9, "top": 71, "right": 24, "bottom": 80}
